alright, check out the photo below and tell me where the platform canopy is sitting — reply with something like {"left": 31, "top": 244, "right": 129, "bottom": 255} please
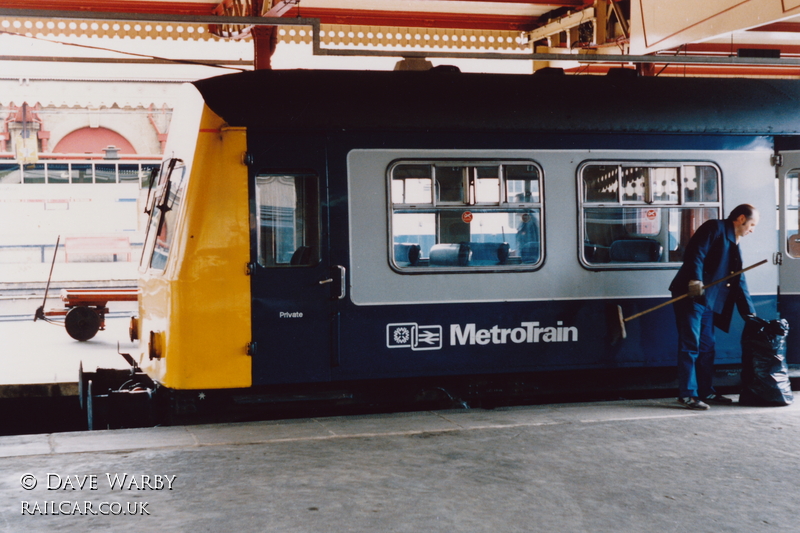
{"left": 4, "top": 0, "right": 800, "bottom": 76}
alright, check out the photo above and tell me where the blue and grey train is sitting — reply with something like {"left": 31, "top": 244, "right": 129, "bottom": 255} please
{"left": 81, "top": 67, "right": 800, "bottom": 427}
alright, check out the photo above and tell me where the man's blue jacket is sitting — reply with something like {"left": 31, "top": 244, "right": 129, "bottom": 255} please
{"left": 669, "top": 218, "right": 756, "bottom": 332}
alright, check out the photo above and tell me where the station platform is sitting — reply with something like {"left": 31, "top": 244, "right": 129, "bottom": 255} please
{"left": 0, "top": 279, "right": 136, "bottom": 433}
{"left": 0, "top": 299, "right": 135, "bottom": 389}
{"left": 0, "top": 261, "right": 136, "bottom": 292}
{"left": 2, "top": 398, "right": 798, "bottom": 532}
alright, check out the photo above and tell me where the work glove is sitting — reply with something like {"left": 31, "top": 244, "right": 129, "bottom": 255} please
{"left": 688, "top": 279, "right": 704, "bottom": 298}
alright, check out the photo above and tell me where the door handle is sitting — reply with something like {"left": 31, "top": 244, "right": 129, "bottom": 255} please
{"left": 319, "top": 266, "right": 346, "bottom": 299}
{"left": 333, "top": 265, "right": 346, "bottom": 300}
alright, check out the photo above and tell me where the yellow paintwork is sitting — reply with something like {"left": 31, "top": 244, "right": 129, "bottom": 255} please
{"left": 137, "top": 104, "right": 252, "bottom": 389}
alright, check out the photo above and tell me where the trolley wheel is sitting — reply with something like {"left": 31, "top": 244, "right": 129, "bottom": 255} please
{"left": 65, "top": 306, "right": 101, "bottom": 341}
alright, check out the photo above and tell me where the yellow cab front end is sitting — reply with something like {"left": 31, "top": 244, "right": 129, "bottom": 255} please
{"left": 135, "top": 84, "right": 252, "bottom": 392}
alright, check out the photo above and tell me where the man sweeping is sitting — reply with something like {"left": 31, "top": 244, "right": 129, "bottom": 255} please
{"left": 669, "top": 204, "right": 759, "bottom": 410}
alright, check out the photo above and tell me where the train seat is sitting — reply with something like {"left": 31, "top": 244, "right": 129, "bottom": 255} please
{"left": 429, "top": 243, "right": 472, "bottom": 267}
{"left": 394, "top": 243, "right": 421, "bottom": 266}
{"left": 609, "top": 238, "right": 663, "bottom": 263}
{"left": 469, "top": 242, "right": 510, "bottom": 265}
{"left": 290, "top": 246, "right": 313, "bottom": 265}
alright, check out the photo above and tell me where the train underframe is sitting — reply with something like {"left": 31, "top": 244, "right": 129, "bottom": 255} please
{"left": 78, "top": 360, "right": 762, "bottom": 430}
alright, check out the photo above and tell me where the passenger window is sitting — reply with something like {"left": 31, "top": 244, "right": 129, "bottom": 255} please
{"left": 22, "top": 164, "right": 46, "bottom": 184}
{"left": 0, "top": 164, "right": 22, "bottom": 184}
{"left": 436, "top": 166, "right": 466, "bottom": 204}
{"left": 785, "top": 170, "right": 800, "bottom": 257}
{"left": 390, "top": 160, "right": 543, "bottom": 271}
{"left": 474, "top": 166, "right": 500, "bottom": 203}
{"left": 256, "top": 173, "right": 320, "bottom": 267}
{"left": 391, "top": 165, "right": 432, "bottom": 204}
{"left": 684, "top": 165, "right": 718, "bottom": 203}
{"left": 506, "top": 165, "right": 539, "bottom": 203}
{"left": 72, "top": 163, "right": 93, "bottom": 184}
{"left": 48, "top": 163, "right": 69, "bottom": 184}
{"left": 580, "top": 162, "right": 721, "bottom": 267}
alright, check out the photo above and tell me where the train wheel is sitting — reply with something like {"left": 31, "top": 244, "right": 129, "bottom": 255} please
{"left": 65, "top": 306, "right": 101, "bottom": 341}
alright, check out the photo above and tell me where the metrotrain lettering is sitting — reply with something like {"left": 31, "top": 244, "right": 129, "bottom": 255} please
{"left": 450, "top": 321, "right": 578, "bottom": 346}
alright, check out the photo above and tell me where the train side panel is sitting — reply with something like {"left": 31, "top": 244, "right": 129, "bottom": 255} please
{"left": 335, "top": 146, "right": 778, "bottom": 381}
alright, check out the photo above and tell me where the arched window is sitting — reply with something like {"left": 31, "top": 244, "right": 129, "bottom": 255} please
{"left": 53, "top": 127, "right": 136, "bottom": 155}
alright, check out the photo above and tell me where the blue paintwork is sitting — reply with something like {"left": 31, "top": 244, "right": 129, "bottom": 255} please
{"left": 196, "top": 71, "right": 800, "bottom": 137}
{"left": 248, "top": 126, "right": 781, "bottom": 388}
{"left": 249, "top": 134, "right": 335, "bottom": 386}
{"left": 325, "top": 131, "right": 773, "bottom": 155}
{"left": 324, "top": 295, "right": 776, "bottom": 383}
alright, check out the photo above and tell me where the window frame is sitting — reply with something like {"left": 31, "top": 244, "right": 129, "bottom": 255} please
{"left": 578, "top": 160, "right": 723, "bottom": 270}
{"left": 387, "top": 159, "right": 545, "bottom": 274}
{"left": 782, "top": 169, "right": 800, "bottom": 258}
{"left": 254, "top": 171, "right": 321, "bottom": 269}
{"left": 139, "top": 158, "right": 187, "bottom": 272}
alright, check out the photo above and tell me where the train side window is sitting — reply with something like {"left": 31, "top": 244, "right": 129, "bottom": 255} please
{"left": 22, "top": 164, "right": 46, "bottom": 184}
{"left": 47, "top": 163, "right": 69, "bottom": 184}
{"left": 784, "top": 170, "right": 800, "bottom": 257}
{"left": 474, "top": 166, "right": 500, "bottom": 203}
{"left": 580, "top": 162, "right": 721, "bottom": 268}
{"left": 391, "top": 165, "right": 432, "bottom": 204}
{"left": 506, "top": 165, "right": 540, "bottom": 203}
{"left": 389, "top": 160, "right": 543, "bottom": 272}
{"left": 0, "top": 164, "right": 22, "bottom": 184}
{"left": 255, "top": 174, "right": 320, "bottom": 267}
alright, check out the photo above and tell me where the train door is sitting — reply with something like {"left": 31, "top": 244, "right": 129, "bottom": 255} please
{"left": 249, "top": 137, "right": 338, "bottom": 384}
{"left": 777, "top": 150, "right": 800, "bottom": 364}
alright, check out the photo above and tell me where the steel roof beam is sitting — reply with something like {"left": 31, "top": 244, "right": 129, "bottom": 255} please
{"left": 0, "top": 0, "right": 587, "bottom": 10}
{"left": 6, "top": 8, "right": 800, "bottom": 66}
{"left": 0, "top": 6, "right": 537, "bottom": 32}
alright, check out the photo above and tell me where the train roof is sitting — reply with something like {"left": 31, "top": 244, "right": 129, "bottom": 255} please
{"left": 193, "top": 69, "right": 800, "bottom": 135}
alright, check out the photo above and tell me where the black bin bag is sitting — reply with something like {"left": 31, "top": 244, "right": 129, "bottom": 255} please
{"left": 739, "top": 316, "right": 793, "bottom": 406}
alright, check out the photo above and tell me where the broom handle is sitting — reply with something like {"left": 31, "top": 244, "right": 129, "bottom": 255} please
{"left": 623, "top": 259, "right": 768, "bottom": 323}
{"left": 34, "top": 235, "right": 60, "bottom": 322}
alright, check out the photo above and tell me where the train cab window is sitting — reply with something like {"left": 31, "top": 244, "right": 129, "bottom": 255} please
{"left": 140, "top": 159, "right": 187, "bottom": 271}
{"left": 580, "top": 162, "right": 721, "bottom": 267}
{"left": 255, "top": 174, "right": 320, "bottom": 267}
{"left": 390, "top": 160, "right": 543, "bottom": 271}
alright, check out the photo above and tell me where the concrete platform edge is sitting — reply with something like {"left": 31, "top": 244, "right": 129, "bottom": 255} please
{"left": 0, "top": 382, "right": 78, "bottom": 398}
{"left": 2, "top": 396, "right": 798, "bottom": 459}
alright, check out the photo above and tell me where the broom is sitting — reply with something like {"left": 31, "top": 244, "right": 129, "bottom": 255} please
{"left": 612, "top": 259, "right": 768, "bottom": 343}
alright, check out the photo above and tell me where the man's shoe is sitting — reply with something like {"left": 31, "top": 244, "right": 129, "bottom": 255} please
{"left": 678, "top": 397, "right": 710, "bottom": 410}
{"left": 704, "top": 394, "right": 733, "bottom": 405}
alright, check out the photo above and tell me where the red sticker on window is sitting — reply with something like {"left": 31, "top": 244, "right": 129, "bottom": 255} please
{"left": 462, "top": 211, "right": 473, "bottom": 223}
